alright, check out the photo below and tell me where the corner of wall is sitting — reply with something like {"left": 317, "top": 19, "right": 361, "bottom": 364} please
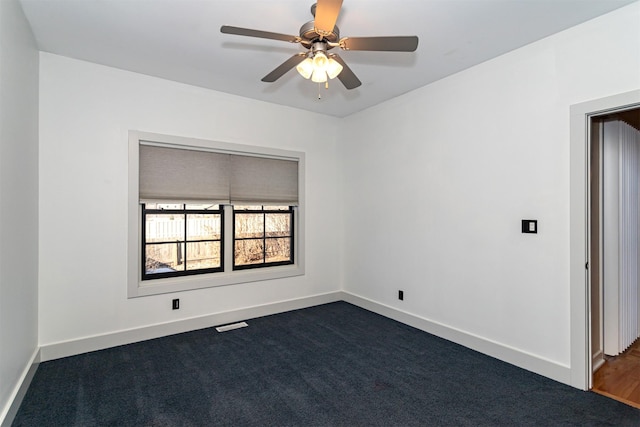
{"left": 0, "top": 0, "right": 40, "bottom": 423}
{"left": 0, "top": 349, "right": 40, "bottom": 427}
{"left": 342, "top": 291, "right": 572, "bottom": 386}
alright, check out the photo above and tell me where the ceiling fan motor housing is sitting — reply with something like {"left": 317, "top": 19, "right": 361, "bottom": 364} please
{"left": 299, "top": 20, "right": 339, "bottom": 49}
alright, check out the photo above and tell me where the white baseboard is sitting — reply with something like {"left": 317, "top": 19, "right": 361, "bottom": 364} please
{"left": 592, "top": 349, "right": 605, "bottom": 372}
{"left": 32, "top": 290, "right": 571, "bottom": 398}
{"left": 342, "top": 291, "right": 572, "bottom": 386}
{"left": 0, "top": 348, "right": 40, "bottom": 427}
{"left": 40, "top": 291, "right": 342, "bottom": 362}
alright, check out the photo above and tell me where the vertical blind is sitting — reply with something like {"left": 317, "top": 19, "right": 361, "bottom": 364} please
{"left": 602, "top": 119, "right": 640, "bottom": 356}
{"left": 139, "top": 144, "right": 299, "bottom": 205}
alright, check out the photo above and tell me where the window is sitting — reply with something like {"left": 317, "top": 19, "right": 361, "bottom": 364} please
{"left": 128, "top": 131, "right": 305, "bottom": 297}
{"left": 234, "top": 205, "right": 294, "bottom": 269}
{"left": 142, "top": 203, "right": 223, "bottom": 280}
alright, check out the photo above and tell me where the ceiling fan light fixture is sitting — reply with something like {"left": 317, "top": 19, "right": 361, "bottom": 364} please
{"left": 300, "top": 47, "right": 342, "bottom": 83}
{"left": 326, "top": 57, "right": 343, "bottom": 79}
{"left": 311, "top": 69, "right": 328, "bottom": 83}
{"left": 312, "top": 51, "right": 329, "bottom": 71}
{"left": 296, "top": 57, "right": 314, "bottom": 79}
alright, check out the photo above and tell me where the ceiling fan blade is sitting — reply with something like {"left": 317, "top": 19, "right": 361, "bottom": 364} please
{"left": 221, "top": 25, "right": 299, "bottom": 43}
{"left": 261, "top": 54, "right": 307, "bottom": 82}
{"left": 341, "top": 36, "right": 419, "bottom": 52}
{"left": 314, "top": 0, "right": 343, "bottom": 35}
{"left": 331, "top": 54, "right": 361, "bottom": 90}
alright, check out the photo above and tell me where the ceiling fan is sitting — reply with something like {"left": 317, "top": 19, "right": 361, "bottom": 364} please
{"left": 220, "top": 0, "right": 418, "bottom": 90}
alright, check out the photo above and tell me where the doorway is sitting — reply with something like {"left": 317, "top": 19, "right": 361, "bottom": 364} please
{"left": 569, "top": 90, "right": 639, "bottom": 393}
{"left": 589, "top": 107, "right": 640, "bottom": 406}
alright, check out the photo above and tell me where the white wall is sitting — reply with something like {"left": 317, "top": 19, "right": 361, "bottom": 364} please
{"left": 29, "top": 0, "right": 640, "bottom": 390}
{"left": 38, "top": 53, "right": 341, "bottom": 348}
{"left": 339, "top": 2, "right": 640, "bottom": 381}
{"left": 0, "top": 0, "right": 39, "bottom": 422}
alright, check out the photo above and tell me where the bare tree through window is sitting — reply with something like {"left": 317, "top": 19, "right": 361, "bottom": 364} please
{"left": 142, "top": 204, "right": 293, "bottom": 279}
{"left": 234, "top": 205, "right": 293, "bottom": 269}
{"left": 142, "top": 204, "right": 223, "bottom": 279}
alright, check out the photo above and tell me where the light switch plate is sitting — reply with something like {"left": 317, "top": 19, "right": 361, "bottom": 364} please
{"left": 521, "top": 219, "right": 538, "bottom": 234}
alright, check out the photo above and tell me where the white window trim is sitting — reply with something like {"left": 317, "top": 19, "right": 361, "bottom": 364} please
{"left": 128, "top": 131, "right": 305, "bottom": 298}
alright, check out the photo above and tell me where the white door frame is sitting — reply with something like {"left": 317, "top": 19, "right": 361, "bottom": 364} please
{"left": 569, "top": 89, "right": 640, "bottom": 390}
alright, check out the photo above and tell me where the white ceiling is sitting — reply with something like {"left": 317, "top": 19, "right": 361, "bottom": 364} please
{"left": 19, "top": 0, "right": 637, "bottom": 117}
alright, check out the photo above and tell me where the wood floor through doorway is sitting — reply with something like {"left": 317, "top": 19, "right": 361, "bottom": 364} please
{"left": 593, "top": 339, "right": 640, "bottom": 409}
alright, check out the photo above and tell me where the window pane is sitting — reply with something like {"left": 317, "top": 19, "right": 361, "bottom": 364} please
{"left": 235, "top": 213, "right": 264, "bottom": 239}
{"left": 265, "top": 238, "right": 291, "bottom": 263}
{"left": 145, "top": 242, "right": 184, "bottom": 274}
{"left": 265, "top": 213, "right": 291, "bottom": 237}
{"left": 234, "top": 205, "right": 262, "bottom": 211}
{"left": 187, "top": 214, "right": 221, "bottom": 240}
{"left": 185, "top": 203, "right": 219, "bottom": 210}
{"left": 186, "top": 241, "right": 221, "bottom": 270}
{"left": 149, "top": 203, "right": 183, "bottom": 210}
{"left": 263, "top": 206, "right": 290, "bottom": 211}
{"left": 235, "top": 239, "right": 264, "bottom": 266}
{"left": 145, "top": 214, "right": 184, "bottom": 243}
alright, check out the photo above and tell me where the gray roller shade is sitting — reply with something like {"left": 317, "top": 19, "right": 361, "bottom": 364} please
{"left": 229, "top": 155, "right": 298, "bottom": 205}
{"left": 139, "top": 144, "right": 230, "bottom": 202}
{"left": 139, "top": 144, "right": 298, "bottom": 205}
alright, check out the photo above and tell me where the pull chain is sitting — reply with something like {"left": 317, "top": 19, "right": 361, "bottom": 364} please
{"left": 317, "top": 80, "right": 330, "bottom": 100}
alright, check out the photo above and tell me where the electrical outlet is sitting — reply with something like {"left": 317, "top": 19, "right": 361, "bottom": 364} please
{"left": 172, "top": 299, "right": 179, "bottom": 310}
{"left": 398, "top": 290, "right": 404, "bottom": 301}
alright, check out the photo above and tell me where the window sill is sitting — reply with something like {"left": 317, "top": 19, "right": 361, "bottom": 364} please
{"left": 129, "top": 263, "right": 305, "bottom": 298}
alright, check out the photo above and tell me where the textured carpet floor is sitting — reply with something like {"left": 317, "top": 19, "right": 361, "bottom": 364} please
{"left": 13, "top": 301, "right": 640, "bottom": 426}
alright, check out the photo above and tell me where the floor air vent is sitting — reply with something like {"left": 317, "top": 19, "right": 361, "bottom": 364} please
{"left": 216, "top": 321, "right": 248, "bottom": 332}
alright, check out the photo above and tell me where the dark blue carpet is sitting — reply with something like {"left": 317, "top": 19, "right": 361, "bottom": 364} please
{"left": 13, "top": 301, "right": 640, "bottom": 426}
